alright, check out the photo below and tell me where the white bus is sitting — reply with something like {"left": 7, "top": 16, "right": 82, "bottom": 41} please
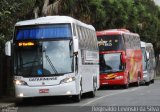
{"left": 145, "top": 43, "right": 156, "bottom": 83}
{"left": 141, "top": 41, "right": 156, "bottom": 85}
{"left": 5, "top": 16, "right": 99, "bottom": 102}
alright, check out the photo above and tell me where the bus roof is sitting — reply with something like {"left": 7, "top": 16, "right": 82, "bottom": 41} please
{"left": 15, "top": 16, "right": 95, "bottom": 30}
{"left": 141, "top": 41, "right": 154, "bottom": 49}
{"left": 146, "top": 43, "right": 153, "bottom": 47}
{"left": 96, "top": 29, "right": 139, "bottom": 37}
{"left": 140, "top": 41, "right": 146, "bottom": 47}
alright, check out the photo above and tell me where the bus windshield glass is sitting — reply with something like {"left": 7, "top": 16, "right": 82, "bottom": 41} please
{"left": 97, "top": 35, "right": 123, "bottom": 51}
{"left": 14, "top": 40, "right": 74, "bottom": 77}
{"left": 15, "top": 24, "right": 72, "bottom": 40}
{"left": 141, "top": 47, "right": 147, "bottom": 70}
{"left": 100, "top": 53, "right": 123, "bottom": 73}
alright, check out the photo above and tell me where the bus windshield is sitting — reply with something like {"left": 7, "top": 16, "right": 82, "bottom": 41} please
{"left": 97, "top": 35, "right": 123, "bottom": 51}
{"left": 100, "top": 53, "right": 123, "bottom": 73}
{"left": 141, "top": 47, "right": 147, "bottom": 70}
{"left": 14, "top": 40, "right": 74, "bottom": 77}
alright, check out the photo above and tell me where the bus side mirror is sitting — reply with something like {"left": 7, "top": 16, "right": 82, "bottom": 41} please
{"left": 146, "top": 51, "right": 149, "bottom": 61}
{"left": 5, "top": 41, "right": 11, "bottom": 56}
{"left": 73, "top": 38, "right": 78, "bottom": 52}
{"left": 121, "top": 52, "right": 126, "bottom": 64}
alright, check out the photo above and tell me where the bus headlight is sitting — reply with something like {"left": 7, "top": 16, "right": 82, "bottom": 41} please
{"left": 115, "top": 76, "right": 124, "bottom": 79}
{"left": 60, "top": 77, "right": 76, "bottom": 84}
{"left": 14, "top": 80, "right": 28, "bottom": 86}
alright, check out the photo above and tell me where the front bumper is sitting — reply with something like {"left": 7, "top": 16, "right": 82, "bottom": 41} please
{"left": 15, "top": 81, "right": 77, "bottom": 98}
{"left": 100, "top": 78, "right": 126, "bottom": 86}
{"left": 142, "top": 71, "right": 150, "bottom": 82}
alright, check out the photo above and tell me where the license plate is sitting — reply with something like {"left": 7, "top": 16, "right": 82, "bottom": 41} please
{"left": 39, "top": 89, "right": 49, "bottom": 93}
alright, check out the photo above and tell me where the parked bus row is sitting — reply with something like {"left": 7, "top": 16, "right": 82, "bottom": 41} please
{"left": 97, "top": 29, "right": 156, "bottom": 88}
{"left": 4, "top": 16, "right": 156, "bottom": 102}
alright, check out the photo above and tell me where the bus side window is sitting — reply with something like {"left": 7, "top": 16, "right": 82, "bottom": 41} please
{"left": 87, "top": 29, "right": 92, "bottom": 50}
{"left": 132, "top": 35, "right": 135, "bottom": 49}
{"left": 122, "top": 35, "right": 126, "bottom": 50}
{"left": 129, "top": 35, "right": 133, "bottom": 49}
{"left": 72, "top": 23, "right": 76, "bottom": 36}
{"left": 84, "top": 28, "right": 89, "bottom": 49}
{"left": 80, "top": 26, "right": 85, "bottom": 49}
{"left": 81, "top": 27, "right": 86, "bottom": 49}
{"left": 124, "top": 34, "right": 129, "bottom": 49}
{"left": 77, "top": 26, "right": 81, "bottom": 48}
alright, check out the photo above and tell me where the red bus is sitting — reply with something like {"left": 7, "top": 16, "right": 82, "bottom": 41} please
{"left": 96, "top": 29, "right": 143, "bottom": 88}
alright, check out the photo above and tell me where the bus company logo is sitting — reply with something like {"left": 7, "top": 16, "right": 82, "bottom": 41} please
{"left": 98, "top": 39, "right": 112, "bottom": 47}
{"left": 29, "top": 77, "right": 57, "bottom": 81}
{"left": 115, "top": 39, "right": 118, "bottom": 43}
{"left": 98, "top": 39, "right": 105, "bottom": 46}
{"left": 105, "top": 74, "right": 117, "bottom": 79}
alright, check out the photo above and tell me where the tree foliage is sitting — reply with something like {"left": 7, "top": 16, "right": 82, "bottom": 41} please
{"left": 0, "top": 0, "right": 160, "bottom": 54}
{"left": 0, "top": 0, "right": 36, "bottom": 42}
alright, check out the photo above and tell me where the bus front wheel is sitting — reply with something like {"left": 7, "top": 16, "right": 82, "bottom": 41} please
{"left": 145, "top": 81, "right": 150, "bottom": 86}
{"left": 73, "top": 81, "right": 82, "bottom": 102}
{"left": 151, "top": 79, "right": 154, "bottom": 84}
{"left": 72, "top": 93, "right": 81, "bottom": 102}
{"left": 135, "top": 73, "right": 141, "bottom": 87}
{"left": 123, "top": 75, "right": 130, "bottom": 89}
{"left": 88, "top": 79, "right": 96, "bottom": 98}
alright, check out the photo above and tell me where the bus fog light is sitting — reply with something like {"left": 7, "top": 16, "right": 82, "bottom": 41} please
{"left": 19, "top": 93, "right": 24, "bottom": 97}
{"left": 115, "top": 76, "right": 123, "bottom": 79}
{"left": 15, "top": 80, "right": 21, "bottom": 85}
{"left": 66, "top": 91, "right": 72, "bottom": 95}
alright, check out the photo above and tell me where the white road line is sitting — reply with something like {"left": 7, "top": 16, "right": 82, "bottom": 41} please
{"left": 81, "top": 87, "right": 140, "bottom": 107}
{"left": 129, "top": 87, "right": 140, "bottom": 91}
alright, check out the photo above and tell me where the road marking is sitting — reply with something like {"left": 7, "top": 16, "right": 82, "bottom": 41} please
{"left": 129, "top": 87, "right": 140, "bottom": 91}
{"left": 81, "top": 87, "right": 140, "bottom": 107}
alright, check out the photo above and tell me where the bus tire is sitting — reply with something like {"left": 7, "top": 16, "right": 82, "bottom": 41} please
{"left": 123, "top": 83, "right": 129, "bottom": 89}
{"left": 88, "top": 88, "right": 96, "bottom": 98}
{"left": 73, "top": 80, "right": 82, "bottom": 102}
{"left": 135, "top": 73, "right": 141, "bottom": 87}
{"left": 123, "top": 74, "right": 130, "bottom": 89}
{"left": 88, "top": 79, "right": 96, "bottom": 98}
{"left": 123, "top": 84, "right": 128, "bottom": 89}
{"left": 72, "top": 93, "right": 81, "bottom": 102}
{"left": 145, "top": 81, "right": 150, "bottom": 86}
{"left": 151, "top": 79, "right": 154, "bottom": 84}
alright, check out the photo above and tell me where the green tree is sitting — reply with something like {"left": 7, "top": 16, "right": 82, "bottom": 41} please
{"left": 0, "top": 0, "right": 36, "bottom": 42}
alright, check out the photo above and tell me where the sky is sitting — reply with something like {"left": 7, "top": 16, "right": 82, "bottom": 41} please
{"left": 154, "top": 0, "right": 160, "bottom": 6}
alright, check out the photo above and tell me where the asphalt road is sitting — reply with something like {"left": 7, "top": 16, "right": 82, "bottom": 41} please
{"left": 15, "top": 80, "right": 160, "bottom": 112}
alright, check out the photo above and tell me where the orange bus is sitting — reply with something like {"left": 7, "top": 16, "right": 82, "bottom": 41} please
{"left": 97, "top": 29, "right": 143, "bottom": 88}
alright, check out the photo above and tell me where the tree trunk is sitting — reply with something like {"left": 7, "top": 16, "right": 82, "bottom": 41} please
{"left": 34, "top": 7, "right": 39, "bottom": 18}
{"left": 42, "top": 0, "right": 61, "bottom": 16}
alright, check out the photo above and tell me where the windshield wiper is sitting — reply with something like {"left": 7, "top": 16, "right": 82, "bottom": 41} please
{"left": 45, "top": 54, "right": 58, "bottom": 74}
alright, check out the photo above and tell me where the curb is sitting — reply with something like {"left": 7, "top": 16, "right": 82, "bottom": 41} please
{"left": 155, "top": 77, "right": 160, "bottom": 80}
{"left": 0, "top": 103, "right": 15, "bottom": 110}
{"left": 0, "top": 97, "right": 16, "bottom": 110}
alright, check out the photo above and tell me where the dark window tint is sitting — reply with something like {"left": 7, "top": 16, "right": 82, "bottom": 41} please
{"left": 97, "top": 35, "right": 124, "bottom": 51}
